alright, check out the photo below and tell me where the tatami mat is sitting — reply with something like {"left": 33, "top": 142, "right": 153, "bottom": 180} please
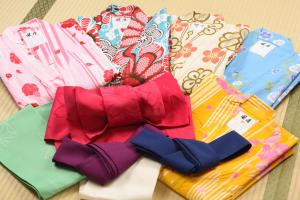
{"left": 0, "top": 0, "right": 299, "bottom": 199}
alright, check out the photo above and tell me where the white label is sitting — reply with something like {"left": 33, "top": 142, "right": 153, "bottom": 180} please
{"left": 249, "top": 40, "right": 276, "bottom": 57}
{"left": 21, "top": 29, "right": 46, "bottom": 48}
{"left": 191, "top": 23, "right": 207, "bottom": 32}
{"left": 112, "top": 17, "right": 131, "bottom": 29}
{"left": 227, "top": 111, "right": 256, "bottom": 135}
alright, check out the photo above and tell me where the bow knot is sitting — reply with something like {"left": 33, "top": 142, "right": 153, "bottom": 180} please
{"left": 45, "top": 73, "right": 193, "bottom": 147}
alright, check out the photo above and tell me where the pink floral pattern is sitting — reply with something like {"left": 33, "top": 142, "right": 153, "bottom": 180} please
{"left": 172, "top": 20, "right": 188, "bottom": 32}
{"left": 0, "top": 18, "right": 117, "bottom": 107}
{"left": 216, "top": 77, "right": 239, "bottom": 95}
{"left": 5, "top": 73, "right": 12, "bottom": 79}
{"left": 256, "top": 130, "right": 289, "bottom": 170}
{"left": 60, "top": 18, "right": 81, "bottom": 30}
{"left": 10, "top": 53, "right": 21, "bottom": 64}
{"left": 22, "top": 83, "right": 40, "bottom": 97}
{"left": 231, "top": 172, "right": 240, "bottom": 179}
{"left": 31, "top": 103, "right": 39, "bottom": 107}
{"left": 175, "top": 43, "right": 197, "bottom": 59}
{"left": 202, "top": 48, "right": 226, "bottom": 64}
{"left": 103, "top": 69, "right": 115, "bottom": 82}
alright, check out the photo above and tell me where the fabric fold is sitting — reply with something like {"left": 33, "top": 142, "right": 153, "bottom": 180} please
{"left": 79, "top": 158, "right": 161, "bottom": 200}
{"left": 53, "top": 137, "right": 139, "bottom": 185}
{"left": 0, "top": 104, "right": 83, "bottom": 200}
{"left": 224, "top": 28, "right": 300, "bottom": 108}
{"left": 45, "top": 72, "right": 195, "bottom": 147}
{"left": 0, "top": 18, "right": 118, "bottom": 107}
{"left": 131, "top": 125, "right": 251, "bottom": 174}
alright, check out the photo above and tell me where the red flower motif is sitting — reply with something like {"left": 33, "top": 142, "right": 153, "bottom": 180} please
{"left": 175, "top": 43, "right": 197, "bottom": 59}
{"left": 112, "top": 9, "right": 148, "bottom": 67}
{"left": 77, "top": 17, "right": 101, "bottom": 46}
{"left": 16, "top": 69, "right": 22, "bottom": 74}
{"left": 122, "top": 44, "right": 166, "bottom": 86}
{"left": 172, "top": 20, "right": 188, "bottom": 32}
{"left": 104, "top": 69, "right": 115, "bottom": 82}
{"left": 79, "top": 17, "right": 92, "bottom": 30}
{"left": 202, "top": 48, "right": 226, "bottom": 64}
{"left": 85, "top": 63, "right": 93, "bottom": 67}
{"left": 161, "top": 53, "right": 171, "bottom": 72}
{"left": 5, "top": 73, "right": 12, "bottom": 79}
{"left": 10, "top": 53, "right": 22, "bottom": 64}
{"left": 122, "top": 76, "right": 141, "bottom": 86}
{"left": 94, "top": 14, "right": 102, "bottom": 23}
{"left": 61, "top": 18, "right": 80, "bottom": 30}
{"left": 86, "top": 27, "right": 101, "bottom": 46}
{"left": 22, "top": 83, "right": 40, "bottom": 97}
{"left": 118, "top": 20, "right": 145, "bottom": 49}
{"left": 31, "top": 103, "right": 39, "bottom": 107}
{"left": 213, "top": 14, "right": 225, "bottom": 21}
{"left": 19, "top": 27, "right": 30, "bottom": 32}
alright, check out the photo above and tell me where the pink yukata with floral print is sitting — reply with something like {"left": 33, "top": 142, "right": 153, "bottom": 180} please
{"left": 0, "top": 18, "right": 118, "bottom": 107}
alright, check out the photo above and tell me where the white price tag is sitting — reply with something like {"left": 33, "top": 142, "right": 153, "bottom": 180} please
{"left": 227, "top": 111, "right": 256, "bottom": 135}
{"left": 249, "top": 40, "right": 276, "bottom": 57}
{"left": 112, "top": 17, "right": 131, "bottom": 29}
{"left": 21, "top": 29, "right": 46, "bottom": 48}
{"left": 191, "top": 23, "right": 207, "bottom": 32}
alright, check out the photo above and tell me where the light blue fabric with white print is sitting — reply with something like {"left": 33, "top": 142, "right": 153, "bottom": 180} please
{"left": 224, "top": 28, "right": 300, "bottom": 108}
{"left": 77, "top": 5, "right": 127, "bottom": 49}
{"left": 97, "top": 8, "right": 126, "bottom": 48}
{"left": 133, "top": 8, "right": 171, "bottom": 61}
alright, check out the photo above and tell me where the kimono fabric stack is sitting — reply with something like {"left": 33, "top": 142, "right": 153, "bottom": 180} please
{"left": 0, "top": 4, "right": 299, "bottom": 200}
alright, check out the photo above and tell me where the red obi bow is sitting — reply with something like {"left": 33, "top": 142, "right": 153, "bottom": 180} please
{"left": 45, "top": 73, "right": 195, "bottom": 148}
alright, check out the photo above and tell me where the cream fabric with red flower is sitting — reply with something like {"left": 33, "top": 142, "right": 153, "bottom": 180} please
{"left": 170, "top": 12, "right": 249, "bottom": 94}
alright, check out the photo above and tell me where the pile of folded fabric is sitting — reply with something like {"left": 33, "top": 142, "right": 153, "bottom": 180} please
{"left": 0, "top": 4, "right": 299, "bottom": 200}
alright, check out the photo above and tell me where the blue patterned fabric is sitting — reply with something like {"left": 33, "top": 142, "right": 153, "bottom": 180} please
{"left": 224, "top": 28, "right": 300, "bottom": 108}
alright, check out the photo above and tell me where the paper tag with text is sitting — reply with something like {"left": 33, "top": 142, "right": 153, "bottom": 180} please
{"left": 249, "top": 40, "right": 276, "bottom": 57}
{"left": 227, "top": 111, "right": 257, "bottom": 135}
{"left": 112, "top": 17, "right": 131, "bottom": 29}
{"left": 191, "top": 23, "right": 207, "bottom": 32}
{"left": 21, "top": 29, "right": 46, "bottom": 48}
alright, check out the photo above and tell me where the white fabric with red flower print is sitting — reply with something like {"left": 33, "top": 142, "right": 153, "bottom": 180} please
{"left": 170, "top": 12, "right": 250, "bottom": 94}
{"left": 0, "top": 18, "right": 118, "bottom": 107}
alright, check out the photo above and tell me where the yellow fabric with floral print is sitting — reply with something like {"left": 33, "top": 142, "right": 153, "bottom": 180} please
{"left": 170, "top": 12, "right": 249, "bottom": 94}
{"left": 159, "top": 72, "right": 298, "bottom": 200}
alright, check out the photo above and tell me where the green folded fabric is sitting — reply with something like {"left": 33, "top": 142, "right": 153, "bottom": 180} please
{"left": 0, "top": 104, "right": 84, "bottom": 199}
